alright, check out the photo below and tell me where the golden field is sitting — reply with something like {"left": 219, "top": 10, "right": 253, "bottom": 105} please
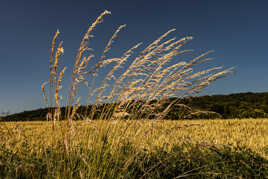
{"left": 1, "top": 119, "right": 267, "bottom": 159}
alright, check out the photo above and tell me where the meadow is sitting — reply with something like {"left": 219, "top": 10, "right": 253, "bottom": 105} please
{"left": 0, "top": 119, "right": 268, "bottom": 178}
{"left": 1, "top": 10, "right": 268, "bottom": 178}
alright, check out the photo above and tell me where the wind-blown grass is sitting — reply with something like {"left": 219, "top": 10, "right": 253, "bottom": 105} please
{"left": 34, "top": 10, "right": 267, "bottom": 178}
{"left": 41, "top": 10, "right": 233, "bottom": 127}
{"left": 5, "top": 10, "right": 267, "bottom": 179}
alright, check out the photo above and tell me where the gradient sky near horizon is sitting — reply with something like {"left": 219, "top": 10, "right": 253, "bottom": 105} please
{"left": 1, "top": 0, "right": 268, "bottom": 114}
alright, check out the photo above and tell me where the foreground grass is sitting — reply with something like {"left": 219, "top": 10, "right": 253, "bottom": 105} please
{"left": 0, "top": 119, "right": 268, "bottom": 178}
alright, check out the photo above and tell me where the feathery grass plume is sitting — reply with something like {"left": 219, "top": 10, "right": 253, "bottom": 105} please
{"left": 114, "top": 34, "right": 230, "bottom": 119}
{"left": 54, "top": 50, "right": 65, "bottom": 105}
{"left": 52, "top": 67, "right": 67, "bottom": 126}
{"left": 141, "top": 28, "right": 176, "bottom": 55}
{"left": 41, "top": 30, "right": 65, "bottom": 126}
{"left": 41, "top": 81, "right": 48, "bottom": 107}
{"left": 117, "top": 32, "right": 192, "bottom": 100}
{"left": 53, "top": 42, "right": 64, "bottom": 84}
{"left": 101, "top": 24, "right": 126, "bottom": 60}
{"left": 66, "top": 10, "right": 111, "bottom": 126}
{"left": 85, "top": 42, "right": 143, "bottom": 120}
{"left": 51, "top": 42, "right": 65, "bottom": 127}
{"left": 86, "top": 28, "right": 140, "bottom": 119}
{"left": 108, "top": 33, "right": 194, "bottom": 118}
{"left": 42, "top": 10, "right": 233, "bottom": 146}
{"left": 48, "top": 30, "right": 60, "bottom": 108}
{"left": 107, "top": 42, "right": 143, "bottom": 100}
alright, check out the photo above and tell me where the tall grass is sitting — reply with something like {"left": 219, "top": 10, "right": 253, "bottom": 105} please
{"left": 2, "top": 9, "right": 268, "bottom": 179}
{"left": 1, "top": 120, "right": 268, "bottom": 178}
{"left": 32, "top": 10, "right": 268, "bottom": 178}
{"left": 41, "top": 10, "right": 233, "bottom": 127}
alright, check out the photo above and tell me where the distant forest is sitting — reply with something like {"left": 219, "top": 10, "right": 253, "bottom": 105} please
{"left": 184, "top": 92, "right": 268, "bottom": 119}
{"left": 1, "top": 92, "right": 268, "bottom": 122}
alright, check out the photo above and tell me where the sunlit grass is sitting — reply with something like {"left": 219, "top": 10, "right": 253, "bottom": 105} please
{"left": 0, "top": 119, "right": 267, "bottom": 178}
{"left": 1, "top": 10, "right": 266, "bottom": 178}
{"left": 1, "top": 119, "right": 268, "bottom": 159}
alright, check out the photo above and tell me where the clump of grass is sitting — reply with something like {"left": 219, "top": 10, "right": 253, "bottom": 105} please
{"left": 28, "top": 10, "right": 268, "bottom": 178}
{"left": 41, "top": 10, "right": 233, "bottom": 127}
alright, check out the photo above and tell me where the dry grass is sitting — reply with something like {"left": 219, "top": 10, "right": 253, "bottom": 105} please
{"left": 1, "top": 119, "right": 267, "bottom": 159}
{"left": 14, "top": 10, "right": 268, "bottom": 178}
{"left": 41, "top": 10, "right": 233, "bottom": 128}
{"left": 38, "top": 11, "right": 235, "bottom": 172}
{"left": 2, "top": 10, "right": 268, "bottom": 179}
{"left": 0, "top": 119, "right": 267, "bottom": 178}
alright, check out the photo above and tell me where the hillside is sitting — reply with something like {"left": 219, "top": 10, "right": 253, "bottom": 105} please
{"left": 187, "top": 92, "right": 268, "bottom": 118}
{"left": 1, "top": 92, "right": 268, "bottom": 122}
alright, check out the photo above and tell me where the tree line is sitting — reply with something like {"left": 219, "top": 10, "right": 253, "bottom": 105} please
{"left": 1, "top": 92, "right": 268, "bottom": 121}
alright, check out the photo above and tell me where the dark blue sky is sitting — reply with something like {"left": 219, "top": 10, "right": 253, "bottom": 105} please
{"left": 1, "top": 0, "right": 268, "bottom": 114}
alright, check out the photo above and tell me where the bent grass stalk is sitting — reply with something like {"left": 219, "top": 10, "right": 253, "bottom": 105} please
{"left": 41, "top": 10, "right": 233, "bottom": 154}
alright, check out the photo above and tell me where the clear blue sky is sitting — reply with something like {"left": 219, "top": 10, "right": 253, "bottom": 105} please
{"left": 1, "top": 0, "right": 267, "bottom": 114}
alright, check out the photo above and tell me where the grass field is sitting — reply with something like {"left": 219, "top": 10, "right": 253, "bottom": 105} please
{"left": 0, "top": 119, "right": 268, "bottom": 178}
{"left": 1, "top": 11, "right": 266, "bottom": 178}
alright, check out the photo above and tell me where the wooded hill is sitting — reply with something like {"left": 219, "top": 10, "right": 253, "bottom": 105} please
{"left": 184, "top": 92, "right": 268, "bottom": 119}
{"left": 1, "top": 92, "right": 268, "bottom": 122}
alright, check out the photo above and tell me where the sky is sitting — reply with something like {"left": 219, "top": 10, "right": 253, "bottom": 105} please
{"left": 0, "top": 0, "right": 268, "bottom": 114}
